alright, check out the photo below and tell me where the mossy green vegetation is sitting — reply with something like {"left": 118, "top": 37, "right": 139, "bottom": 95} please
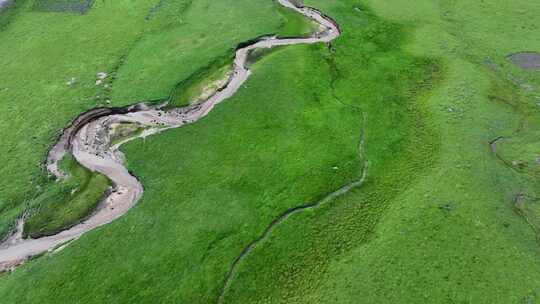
{"left": 0, "top": 41, "right": 366, "bottom": 302}
{"left": 23, "top": 156, "right": 110, "bottom": 239}
{"left": 0, "top": 0, "right": 435, "bottom": 302}
{"left": 0, "top": 0, "right": 157, "bottom": 238}
{"left": 219, "top": 4, "right": 442, "bottom": 303}
{"left": 271, "top": 0, "right": 539, "bottom": 303}
{"left": 168, "top": 55, "right": 233, "bottom": 108}
{"left": 276, "top": 2, "right": 318, "bottom": 38}
{"left": 0, "top": 0, "right": 299, "bottom": 239}
{"left": 108, "top": 0, "right": 297, "bottom": 104}
{"left": 0, "top": 0, "right": 539, "bottom": 303}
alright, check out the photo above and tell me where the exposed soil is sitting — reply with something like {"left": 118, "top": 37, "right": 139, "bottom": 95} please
{"left": 0, "top": 0, "right": 341, "bottom": 272}
{"left": 507, "top": 52, "right": 540, "bottom": 70}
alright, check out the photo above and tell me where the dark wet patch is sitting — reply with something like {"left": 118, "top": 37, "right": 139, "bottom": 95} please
{"left": 145, "top": 0, "right": 166, "bottom": 20}
{"left": 0, "top": 0, "right": 11, "bottom": 12}
{"left": 507, "top": 52, "right": 540, "bottom": 70}
{"left": 33, "top": 0, "right": 95, "bottom": 14}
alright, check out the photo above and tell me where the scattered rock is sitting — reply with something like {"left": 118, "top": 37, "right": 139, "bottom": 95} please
{"left": 95, "top": 72, "right": 108, "bottom": 86}
{"left": 97, "top": 72, "right": 108, "bottom": 79}
{"left": 66, "top": 77, "right": 76, "bottom": 86}
{"left": 0, "top": 0, "right": 342, "bottom": 270}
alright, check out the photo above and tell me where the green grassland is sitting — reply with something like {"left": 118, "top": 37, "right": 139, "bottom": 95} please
{"left": 33, "top": 0, "right": 95, "bottom": 14}
{"left": 23, "top": 156, "right": 110, "bottom": 239}
{"left": 0, "top": 0, "right": 298, "bottom": 239}
{"left": 0, "top": 0, "right": 539, "bottom": 303}
{"left": 109, "top": 0, "right": 319, "bottom": 105}
{"left": 219, "top": 0, "right": 540, "bottom": 303}
{"left": 0, "top": 0, "right": 157, "bottom": 238}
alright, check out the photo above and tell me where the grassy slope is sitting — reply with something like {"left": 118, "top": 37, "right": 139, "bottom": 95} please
{"left": 0, "top": 0, "right": 325, "bottom": 303}
{"left": 0, "top": 1, "right": 438, "bottom": 303}
{"left": 0, "top": 1, "right": 538, "bottom": 304}
{"left": 219, "top": 1, "right": 540, "bottom": 303}
{"left": 0, "top": 0, "right": 159, "bottom": 238}
{"left": 317, "top": 0, "right": 540, "bottom": 303}
{"left": 109, "top": 0, "right": 313, "bottom": 105}
{"left": 220, "top": 2, "right": 442, "bottom": 302}
{"left": 0, "top": 0, "right": 290, "bottom": 238}
{"left": 0, "top": 43, "right": 365, "bottom": 302}
{"left": 23, "top": 156, "right": 110, "bottom": 239}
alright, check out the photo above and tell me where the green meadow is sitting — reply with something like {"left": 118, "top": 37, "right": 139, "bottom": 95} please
{"left": 0, "top": 0, "right": 299, "bottom": 238}
{"left": 0, "top": 0, "right": 539, "bottom": 303}
{"left": 23, "top": 156, "right": 110, "bottom": 238}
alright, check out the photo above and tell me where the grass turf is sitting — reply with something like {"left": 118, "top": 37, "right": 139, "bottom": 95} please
{"left": 218, "top": 1, "right": 540, "bottom": 303}
{"left": 0, "top": 0, "right": 298, "bottom": 239}
{"left": 23, "top": 156, "right": 111, "bottom": 239}
{"left": 0, "top": 41, "right": 366, "bottom": 302}
{"left": 0, "top": 0, "right": 158, "bottom": 238}
{"left": 0, "top": 0, "right": 431, "bottom": 302}
{"left": 0, "top": 0, "right": 539, "bottom": 303}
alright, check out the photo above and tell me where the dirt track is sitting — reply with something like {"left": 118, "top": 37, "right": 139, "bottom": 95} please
{"left": 0, "top": 0, "right": 341, "bottom": 271}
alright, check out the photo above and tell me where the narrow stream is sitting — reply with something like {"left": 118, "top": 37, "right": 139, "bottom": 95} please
{"left": 0, "top": 0, "right": 341, "bottom": 271}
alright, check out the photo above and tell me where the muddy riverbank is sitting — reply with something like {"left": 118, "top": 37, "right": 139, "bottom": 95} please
{"left": 0, "top": 0, "right": 340, "bottom": 272}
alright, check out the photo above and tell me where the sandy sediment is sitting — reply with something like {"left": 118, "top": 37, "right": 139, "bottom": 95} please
{"left": 0, "top": 0, "right": 340, "bottom": 272}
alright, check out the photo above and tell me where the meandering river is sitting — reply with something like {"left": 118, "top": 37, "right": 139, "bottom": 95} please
{"left": 0, "top": 0, "right": 340, "bottom": 271}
